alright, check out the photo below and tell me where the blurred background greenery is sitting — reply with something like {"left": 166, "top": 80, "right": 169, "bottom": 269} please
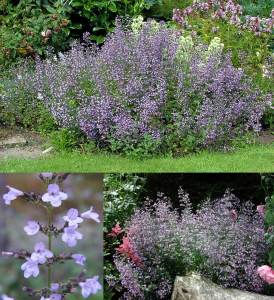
{"left": 0, "top": 173, "right": 103, "bottom": 300}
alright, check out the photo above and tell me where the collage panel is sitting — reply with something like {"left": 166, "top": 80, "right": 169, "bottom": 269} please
{"left": 0, "top": 173, "right": 103, "bottom": 300}
{"left": 104, "top": 173, "right": 274, "bottom": 300}
{"left": 0, "top": 1, "right": 273, "bottom": 172}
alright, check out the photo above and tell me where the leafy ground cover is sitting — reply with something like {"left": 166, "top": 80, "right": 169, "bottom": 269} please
{"left": 0, "top": 143, "right": 273, "bottom": 172}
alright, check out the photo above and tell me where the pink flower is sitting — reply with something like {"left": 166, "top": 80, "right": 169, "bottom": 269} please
{"left": 257, "top": 265, "right": 274, "bottom": 284}
{"left": 230, "top": 209, "right": 238, "bottom": 222}
{"left": 108, "top": 223, "right": 123, "bottom": 237}
{"left": 256, "top": 205, "right": 265, "bottom": 218}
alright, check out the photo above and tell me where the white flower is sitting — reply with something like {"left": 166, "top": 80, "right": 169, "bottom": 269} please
{"left": 24, "top": 220, "right": 40, "bottom": 235}
{"left": 42, "top": 184, "right": 68, "bottom": 207}
{"left": 81, "top": 207, "right": 100, "bottom": 223}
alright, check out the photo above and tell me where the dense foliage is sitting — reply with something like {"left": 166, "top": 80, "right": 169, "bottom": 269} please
{"left": 112, "top": 190, "right": 267, "bottom": 299}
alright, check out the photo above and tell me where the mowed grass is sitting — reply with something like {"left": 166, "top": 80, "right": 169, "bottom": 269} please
{"left": 0, "top": 144, "right": 273, "bottom": 172}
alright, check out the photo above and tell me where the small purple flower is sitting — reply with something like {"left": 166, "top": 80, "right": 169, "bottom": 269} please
{"left": 79, "top": 276, "right": 102, "bottom": 298}
{"left": 24, "top": 220, "right": 40, "bottom": 236}
{"left": 62, "top": 225, "right": 83, "bottom": 247}
{"left": 50, "top": 283, "right": 60, "bottom": 292}
{"left": 72, "top": 253, "right": 86, "bottom": 265}
{"left": 31, "top": 242, "right": 53, "bottom": 264}
{"left": 81, "top": 207, "right": 100, "bottom": 223}
{"left": 2, "top": 295, "right": 14, "bottom": 300}
{"left": 3, "top": 186, "right": 24, "bottom": 205}
{"left": 42, "top": 184, "right": 68, "bottom": 207}
{"left": 21, "top": 258, "right": 40, "bottom": 278}
{"left": 63, "top": 208, "right": 83, "bottom": 226}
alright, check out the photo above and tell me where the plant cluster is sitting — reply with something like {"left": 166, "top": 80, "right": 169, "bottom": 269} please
{"left": 11, "top": 19, "right": 268, "bottom": 156}
{"left": 111, "top": 190, "right": 267, "bottom": 299}
{"left": 0, "top": 173, "right": 102, "bottom": 300}
{"left": 173, "top": 0, "right": 274, "bottom": 35}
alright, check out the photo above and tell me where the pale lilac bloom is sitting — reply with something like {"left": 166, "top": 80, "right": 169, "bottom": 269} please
{"left": 2, "top": 295, "right": 14, "bottom": 300}
{"left": 81, "top": 207, "right": 100, "bottom": 223}
{"left": 49, "top": 295, "right": 61, "bottom": 300}
{"left": 63, "top": 208, "right": 83, "bottom": 226}
{"left": 21, "top": 258, "right": 40, "bottom": 278}
{"left": 50, "top": 283, "right": 60, "bottom": 292}
{"left": 62, "top": 225, "right": 83, "bottom": 247}
{"left": 40, "top": 298, "right": 50, "bottom": 300}
{"left": 40, "top": 173, "right": 54, "bottom": 180}
{"left": 42, "top": 184, "right": 68, "bottom": 207}
{"left": 31, "top": 242, "right": 53, "bottom": 264}
{"left": 79, "top": 276, "right": 102, "bottom": 298}
{"left": 3, "top": 186, "right": 24, "bottom": 205}
{"left": 72, "top": 253, "right": 86, "bottom": 265}
{"left": 24, "top": 220, "right": 40, "bottom": 235}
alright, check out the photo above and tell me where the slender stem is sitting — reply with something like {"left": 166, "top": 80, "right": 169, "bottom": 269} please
{"left": 47, "top": 206, "right": 53, "bottom": 289}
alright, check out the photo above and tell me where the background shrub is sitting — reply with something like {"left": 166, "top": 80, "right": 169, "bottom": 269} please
{"left": 113, "top": 190, "right": 267, "bottom": 299}
{"left": 0, "top": 0, "right": 73, "bottom": 69}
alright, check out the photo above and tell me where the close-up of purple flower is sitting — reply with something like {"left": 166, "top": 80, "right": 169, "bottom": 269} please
{"left": 42, "top": 184, "right": 68, "bottom": 207}
{"left": 30, "top": 242, "right": 53, "bottom": 264}
{"left": 24, "top": 220, "right": 40, "bottom": 236}
{"left": 72, "top": 254, "right": 86, "bottom": 266}
{"left": 63, "top": 208, "right": 83, "bottom": 226}
{"left": 81, "top": 207, "right": 100, "bottom": 223}
{"left": 21, "top": 259, "right": 40, "bottom": 278}
{"left": 0, "top": 174, "right": 102, "bottom": 299}
{"left": 79, "top": 276, "right": 102, "bottom": 298}
{"left": 3, "top": 186, "right": 24, "bottom": 205}
{"left": 62, "top": 225, "right": 83, "bottom": 247}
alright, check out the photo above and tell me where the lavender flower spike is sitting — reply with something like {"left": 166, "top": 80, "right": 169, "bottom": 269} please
{"left": 21, "top": 259, "right": 40, "bottom": 278}
{"left": 63, "top": 208, "right": 83, "bottom": 226}
{"left": 79, "top": 276, "right": 102, "bottom": 298}
{"left": 24, "top": 220, "right": 40, "bottom": 236}
{"left": 31, "top": 242, "right": 53, "bottom": 264}
{"left": 62, "top": 225, "right": 83, "bottom": 247}
{"left": 2, "top": 295, "right": 14, "bottom": 300}
{"left": 42, "top": 184, "right": 68, "bottom": 207}
{"left": 72, "top": 253, "right": 86, "bottom": 266}
{"left": 81, "top": 207, "right": 100, "bottom": 223}
{"left": 3, "top": 186, "right": 24, "bottom": 205}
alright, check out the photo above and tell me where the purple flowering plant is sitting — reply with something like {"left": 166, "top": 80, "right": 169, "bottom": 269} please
{"left": 111, "top": 189, "right": 268, "bottom": 299}
{"left": 0, "top": 173, "right": 102, "bottom": 300}
{"left": 7, "top": 17, "right": 267, "bottom": 156}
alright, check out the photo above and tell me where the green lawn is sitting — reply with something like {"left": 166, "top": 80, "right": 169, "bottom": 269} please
{"left": 0, "top": 144, "right": 273, "bottom": 172}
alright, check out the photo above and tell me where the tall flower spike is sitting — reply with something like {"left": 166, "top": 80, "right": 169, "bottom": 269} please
{"left": 42, "top": 184, "right": 68, "bottom": 207}
{"left": 24, "top": 220, "right": 40, "bottom": 236}
{"left": 62, "top": 225, "right": 83, "bottom": 247}
{"left": 79, "top": 276, "right": 102, "bottom": 298}
{"left": 63, "top": 208, "right": 83, "bottom": 226}
{"left": 81, "top": 207, "right": 100, "bottom": 223}
{"left": 3, "top": 186, "right": 24, "bottom": 205}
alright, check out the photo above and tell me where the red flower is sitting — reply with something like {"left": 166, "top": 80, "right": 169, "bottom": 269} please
{"left": 108, "top": 223, "right": 123, "bottom": 237}
{"left": 117, "top": 237, "right": 142, "bottom": 266}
